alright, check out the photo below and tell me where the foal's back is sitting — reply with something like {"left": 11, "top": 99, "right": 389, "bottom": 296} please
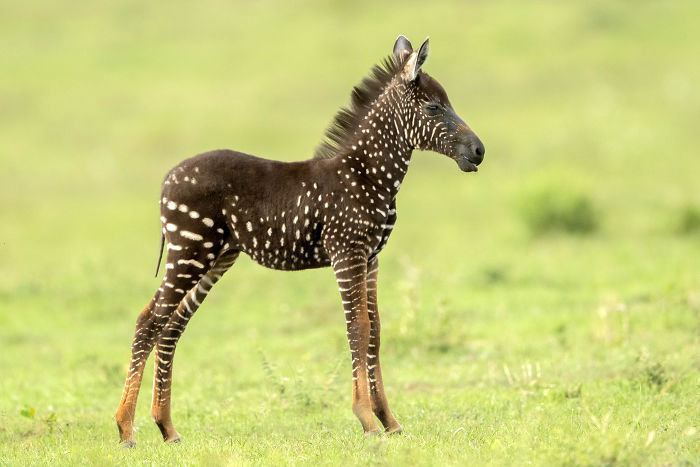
{"left": 162, "top": 149, "right": 337, "bottom": 271}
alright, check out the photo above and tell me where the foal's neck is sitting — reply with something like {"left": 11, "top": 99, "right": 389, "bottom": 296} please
{"left": 336, "top": 86, "right": 415, "bottom": 201}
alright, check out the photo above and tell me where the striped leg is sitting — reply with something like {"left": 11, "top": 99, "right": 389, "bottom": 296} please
{"left": 115, "top": 243, "right": 233, "bottom": 446}
{"left": 115, "top": 244, "right": 199, "bottom": 446}
{"left": 115, "top": 295, "right": 162, "bottom": 446}
{"left": 333, "top": 252, "right": 382, "bottom": 436}
{"left": 366, "top": 257, "right": 402, "bottom": 434}
{"left": 150, "top": 249, "right": 240, "bottom": 442}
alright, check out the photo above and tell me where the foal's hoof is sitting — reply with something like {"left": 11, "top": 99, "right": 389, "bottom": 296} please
{"left": 364, "top": 429, "right": 382, "bottom": 439}
{"left": 120, "top": 440, "right": 136, "bottom": 449}
{"left": 386, "top": 426, "right": 403, "bottom": 436}
{"left": 165, "top": 437, "right": 181, "bottom": 444}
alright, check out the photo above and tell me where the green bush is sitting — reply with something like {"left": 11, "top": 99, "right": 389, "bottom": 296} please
{"left": 677, "top": 204, "right": 700, "bottom": 234}
{"left": 518, "top": 183, "right": 599, "bottom": 235}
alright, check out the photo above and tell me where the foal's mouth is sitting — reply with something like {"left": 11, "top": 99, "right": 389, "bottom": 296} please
{"left": 453, "top": 140, "right": 484, "bottom": 173}
{"left": 455, "top": 153, "right": 481, "bottom": 173}
{"left": 457, "top": 157, "right": 479, "bottom": 173}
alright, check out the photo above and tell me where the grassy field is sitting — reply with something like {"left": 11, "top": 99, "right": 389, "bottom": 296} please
{"left": 1, "top": 0, "right": 699, "bottom": 465}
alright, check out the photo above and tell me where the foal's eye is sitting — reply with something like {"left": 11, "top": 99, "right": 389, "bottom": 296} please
{"left": 426, "top": 104, "right": 441, "bottom": 113}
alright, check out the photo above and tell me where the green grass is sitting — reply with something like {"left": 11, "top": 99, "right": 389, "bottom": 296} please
{"left": 1, "top": 0, "right": 699, "bottom": 465}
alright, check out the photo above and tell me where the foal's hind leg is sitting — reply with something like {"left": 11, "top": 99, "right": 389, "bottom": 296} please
{"left": 115, "top": 221, "right": 232, "bottom": 446}
{"left": 115, "top": 295, "right": 163, "bottom": 446}
{"left": 115, "top": 245, "right": 208, "bottom": 445}
{"left": 366, "top": 257, "right": 402, "bottom": 434}
{"left": 150, "top": 249, "right": 240, "bottom": 442}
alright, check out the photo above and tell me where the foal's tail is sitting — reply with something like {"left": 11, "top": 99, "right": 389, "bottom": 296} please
{"left": 154, "top": 233, "right": 165, "bottom": 278}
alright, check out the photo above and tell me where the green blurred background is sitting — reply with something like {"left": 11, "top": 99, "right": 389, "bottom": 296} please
{"left": 2, "top": 0, "right": 699, "bottom": 293}
{"left": 1, "top": 0, "right": 698, "bottom": 464}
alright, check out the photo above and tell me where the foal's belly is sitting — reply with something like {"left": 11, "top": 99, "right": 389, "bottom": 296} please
{"left": 243, "top": 241, "right": 332, "bottom": 271}
{"left": 226, "top": 214, "right": 332, "bottom": 271}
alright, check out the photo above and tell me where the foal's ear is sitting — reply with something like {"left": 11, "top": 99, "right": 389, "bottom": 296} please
{"left": 393, "top": 35, "right": 413, "bottom": 65}
{"left": 416, "top": 37, "right": 429, "bottom": 70}
{"left": 401, "top": 37, "right": 429, "bottom": 82}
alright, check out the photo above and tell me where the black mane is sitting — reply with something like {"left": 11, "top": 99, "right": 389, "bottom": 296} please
{"left": 314, "top": 56, "right": 400, "bottom": 159}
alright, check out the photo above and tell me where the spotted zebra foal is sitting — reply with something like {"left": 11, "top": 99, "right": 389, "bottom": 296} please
{"left": 115, "top": 35, "right": 485, "bottom": 446}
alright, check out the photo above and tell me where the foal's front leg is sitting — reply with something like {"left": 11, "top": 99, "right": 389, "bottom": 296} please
{"left": 366, "top": 257, "right": 402, "bottom": 434}
{"left": 333, "top": 252, "right": 382, "bottom": 436}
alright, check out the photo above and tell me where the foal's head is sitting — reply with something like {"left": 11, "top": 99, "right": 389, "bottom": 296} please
{"left": 393, "top": 36, "right": 485, "bottom": 172}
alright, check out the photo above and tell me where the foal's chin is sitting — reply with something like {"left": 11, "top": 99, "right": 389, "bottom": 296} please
{"left": 456, "top": 157, "right": 479, "bottom": 173}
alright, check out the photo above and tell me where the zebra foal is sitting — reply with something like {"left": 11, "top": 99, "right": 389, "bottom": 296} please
{"left": 115, "top": 35, "right": 485, "bottom": 445}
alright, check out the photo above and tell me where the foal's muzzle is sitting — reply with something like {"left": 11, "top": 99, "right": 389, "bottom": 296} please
{"left": 455, "top": 129, "right": 485, "bottom": 173}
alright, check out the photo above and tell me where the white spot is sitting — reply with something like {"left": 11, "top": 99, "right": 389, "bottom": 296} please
{"left": 189, "top": 211, "right": 200, "bottom": 219}
{"left": 180, "top": 231, "right": 203, "bottom": 241}
{"left": 166, "top": 201, "right": 177, "bottom": 210}
{"left": 202, "top": 217, "right": 214, "bottom": 227}
{"left": 178, "top": 204, "right": 189, "bottom": 212}
{"left": 166, "top": 223, "right": 178, "bottom": 231}
{"left": 246, "top": 221, "right": 253, "bottom": 232}
{"left": 177, "top": 259, "right": 205, "bottom": 268}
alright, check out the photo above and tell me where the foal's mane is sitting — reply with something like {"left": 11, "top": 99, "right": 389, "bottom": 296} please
{"left": 313, "top": 56, "right": 400, "bottom": 160}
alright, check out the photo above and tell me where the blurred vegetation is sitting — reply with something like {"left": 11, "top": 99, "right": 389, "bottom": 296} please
{"left": 676, "top": 204, "right": 700, "bottom": 234}
{"left": 518, "top": 176, "right": 599, "bottom": 235}
{"left": 1, "top": 0, "right": 699, "bottom": 465}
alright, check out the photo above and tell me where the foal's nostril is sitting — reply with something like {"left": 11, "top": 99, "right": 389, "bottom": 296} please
{"left": 470, "top": 140, "right": 485, "bottom": 165}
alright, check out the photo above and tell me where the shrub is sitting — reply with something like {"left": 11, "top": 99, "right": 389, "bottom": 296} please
{"left": 677, "top": 204, "right": 700, "bottom": 234}
{"left": 518, "top": 182, "right": 599, "bottom": 236}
